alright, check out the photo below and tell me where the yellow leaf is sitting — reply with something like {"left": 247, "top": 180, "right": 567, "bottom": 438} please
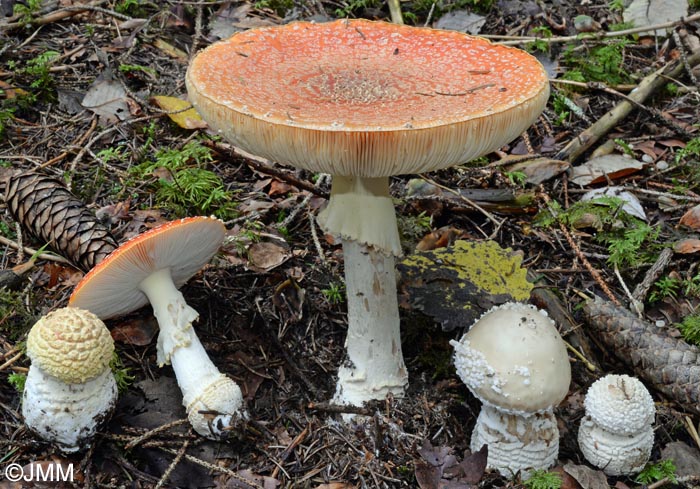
{"left": 151, "top": 95, "right": 208, "bottom": 130}
{"left": 153, "top": 38, "right": 188, "bottom": 61}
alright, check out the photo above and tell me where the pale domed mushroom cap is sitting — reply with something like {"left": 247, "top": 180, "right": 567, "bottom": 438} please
{"left": 186, "top": 19, "right": 550, "bottom": 178}
{"left": 26, "top": 307, "right": 113, "bottom": 384}
{"left": 578, "top": 418, "right": 654, "bottom": 476}
{"left": 451, "top": 302, "right": 571, "bottom": 414}
{"left": 584, "top": 374, "right": 655, "bottom": 435}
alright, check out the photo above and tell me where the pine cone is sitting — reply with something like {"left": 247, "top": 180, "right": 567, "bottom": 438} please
{"left": 583, "top": 297, "right": 700, "bottom": 415}
{"left": 3, "top": 172, "right": 118, "bottom": 272}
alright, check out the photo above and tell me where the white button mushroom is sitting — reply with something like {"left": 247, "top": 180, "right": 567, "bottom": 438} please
{"left": 450, "top": 302, "right": 571, "bottom": 477}
{"left": 69, "top": 216, "right": 246, "bottom": 439}
{"left": 578, "top": 374, "right": 655, "bottom": 476}
{"left": 186, "top": 19, "right": 550, "bottom": 408}
{"left": 22, "top": 307, "right": 118, "bottom": 453}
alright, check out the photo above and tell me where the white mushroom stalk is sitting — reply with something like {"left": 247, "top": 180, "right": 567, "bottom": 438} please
{"left": 470, "top": 405, "right": 559, "bottom": 478}
{"left": 451, "top": 302, "right": 571, "bottom": 477}
{"left": 139, "top": 267, "right": 245, "bottom": 436}
{"left": 70, "top": 217, "right": 246, "bottom": 439}
{"left": 319, "top": 175, "right": 407, "bottom": 405}
{"left": 22, "top": 307, "right": 117, "bottom": 453}
{"left": 578, "top": 374, "right": 655, "bottom": 476}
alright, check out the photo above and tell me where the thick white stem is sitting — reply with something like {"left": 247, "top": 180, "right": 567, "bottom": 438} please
{"left": 471, "top": 404, "right": 559, "bottom": 478}
{"left": 139, "top": 268, "right": 245, "bottom": 438}
{"left": 332, "top": 240, "right": 408, "bottom": 406}
{"left": 22, "top": 366, "right": 117, "bottom": 453}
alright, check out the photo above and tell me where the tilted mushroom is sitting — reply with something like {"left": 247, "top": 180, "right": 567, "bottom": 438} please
{"left": 23, "top": 307, "right": 117, "bottom": 453}
{"left": 186, "top": 19, "right": 550, "bottom": 407}
{"left": 70, "top": 216, "right": 245, "bottom": 438}
{"left": 578, "top": 374, "right": 655, "bottom": 476}
{"left": 450, "top": 302, "right": 571, "bottom": 477}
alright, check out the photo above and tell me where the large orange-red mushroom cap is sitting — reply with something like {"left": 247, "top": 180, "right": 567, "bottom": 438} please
{"left": 186, "top": 19, "right": 550, "bottom": 178}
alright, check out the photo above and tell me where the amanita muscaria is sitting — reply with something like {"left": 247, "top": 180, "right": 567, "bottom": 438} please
{"left": 186, "top": 19, "right": 550, "bottom": 407}
{"left": 70, "top": 216, "right": 246, "bottom": 438}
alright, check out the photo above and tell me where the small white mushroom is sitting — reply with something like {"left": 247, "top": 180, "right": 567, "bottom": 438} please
{"left": 22, "top": 307, "right": 118, "bottom": 453}
{"left": 578, "top": 374, "right": 655, "bottom": 475}
{"left": 450, "top": 302, "right": 571, "bottom": 477}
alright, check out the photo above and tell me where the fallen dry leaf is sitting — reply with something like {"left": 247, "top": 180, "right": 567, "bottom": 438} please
{"left": 152, "top": 38, "right": 188, "bottom": 62}
{"left": 624, "top": 0, "right": 687, "bottom": 37}
{"left": 151, "top": 95, "right": 207, "bottom": 129}
{"left": 504, "top": 157, "right": 570, "bottom": 185}
{"left": 679, "top": 204, "right": 700, "bottom": 230}
{"left": 570, "top": 155, "right": 645, "bottom": 186}
{"left": 247, "top": 241, "right": 290, "bottom": 272}
{"left": 580, "top": 186, "right": 647, "bottom": 221}
{"left": 562, "top": 462, "right": 608, "bottom": 489}
{"left": 81, "top": 71, "right": 130, "bottom": 123}
{"left": 110, "top": 316, "right": 158, "bottom": 346}
{"left": 661, "top": 441, "right": 700, "bottom": 477}
{"left": 314, "top": 484, "right": 356, "bottom": 489}
{"left": 673, "top": 238, "right": 700, "bottom": 254}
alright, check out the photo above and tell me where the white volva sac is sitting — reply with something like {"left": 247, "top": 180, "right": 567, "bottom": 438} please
{"left": 578, "top": 374, "right": 655, "bottom": 475}
{"left": 451, "top": 302, "right": 571, "bottom": 477}
{"left": 70, "top": 217, "right": 246, "bottom": 439}
{"left": 22, "top": 307, "right": 117, "bottom": 453}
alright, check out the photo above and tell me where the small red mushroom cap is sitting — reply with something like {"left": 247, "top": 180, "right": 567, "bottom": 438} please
{"left": 69, "top": 216, "right": 225, "bottom": 319}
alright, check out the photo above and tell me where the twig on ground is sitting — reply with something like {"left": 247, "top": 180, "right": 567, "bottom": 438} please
{"left": 632, "top": 247, "right": 674, "bottom": 304}
{"left": 124, "top": 419, "right": 190, "bottom": 451}
{"left": 0, "top": 235, "right": 71, "bottom": 265}
{"left": 614, "top": 264, "right": 644, "bottom": 317}
{"left": 308, "top": 211, "right": 328, "bottom": 267}
{"left": 157, "top": 447, "right": 265, "bottom": 489}
{"left": 684, "top": 416, "right": 700, "bottom": 451}
{"left": 539, "top": 192, "right": 620, "bottom": 306}
{"left": 155, "top": 436, "right": 191, "bottom": 489}
{"left": 483, "top": 12, "right": 700, "bottom": 46}
{"left": 270, "top": 424, "right": 311, "bottom": 479}
{"left": 418, "top": 175, "right": 505, "bottom": 234}
{"left": 555, "top": 52, "right": 700, "bottom": 163}
{"left": 0, "top": 0, "right": 117, "bottom": 31}
{"left": 204, "top": 141, "right": 330, "bottom": 199}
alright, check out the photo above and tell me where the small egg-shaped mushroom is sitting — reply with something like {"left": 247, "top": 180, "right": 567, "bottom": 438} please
{"left": 22, "top": 307, "right": 118, "bottom": 453}
{"left": 578, "top": 374, "right": 655, "bottom": 475}
{"left": 450, "top": 302, "right": 571, "bottom": 477}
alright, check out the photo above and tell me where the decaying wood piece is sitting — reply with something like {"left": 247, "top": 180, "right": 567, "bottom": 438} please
{"left": 556, "top": 52, "right": 700, "bottom": 163}
{"left": 583, "top": 297, "right": 700, "bottom": 416}
{"left": 3, "top": 172, "right": 118, "bottom": 272}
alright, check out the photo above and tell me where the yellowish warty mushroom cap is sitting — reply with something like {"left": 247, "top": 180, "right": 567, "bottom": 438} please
{"left": 26, "top": 307, "right": 114, "bottom": 384}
